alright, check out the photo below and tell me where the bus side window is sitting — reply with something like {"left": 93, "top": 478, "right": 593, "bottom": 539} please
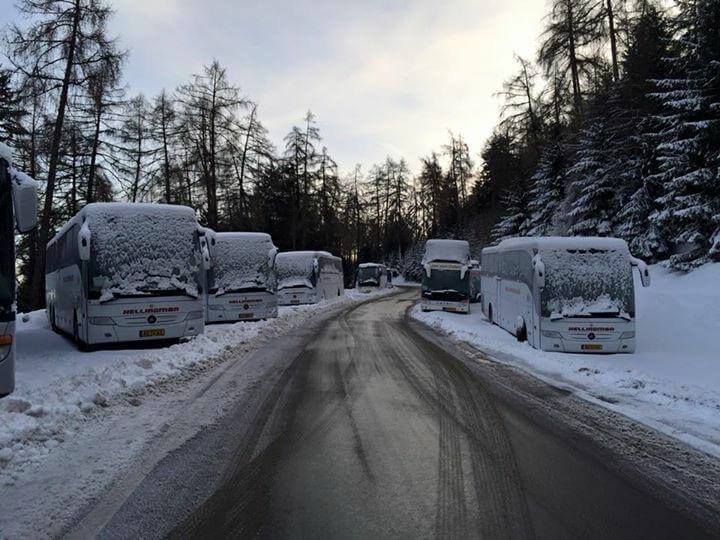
{"left": 519, "top": 251, "right": 533, "bottom": 288}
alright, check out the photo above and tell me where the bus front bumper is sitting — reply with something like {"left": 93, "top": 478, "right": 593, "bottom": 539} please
{"left": 420, "top": 299, "right": 470, "bottom": 313}
{"left": 206, "top": 292, "right": 278, "bottom": 322}
{"left": 278, "top": 289, "right": 317, "bottom": 306}
{"left": 87, "top": 318, "right": 204, "bottom": 344}
{"left": 540, "top": 335, "right": 636, "bottom": 354}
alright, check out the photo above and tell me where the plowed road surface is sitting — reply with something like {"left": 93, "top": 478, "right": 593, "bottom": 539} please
{"left": 73, "top": 290, "right": 720, "bottom": 539}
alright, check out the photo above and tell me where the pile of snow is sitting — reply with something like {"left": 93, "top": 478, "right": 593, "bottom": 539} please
{"left": 0, "top": 287, "right": 394, "bottom": 480}
{"left": 210, "top": 232, "right": 277, "bottom": 294}
{"left": 412, "top": 263, "right": 720, "bottom": 457}
{"left": 69, "top": 203, "right": 202, "bottom": 301}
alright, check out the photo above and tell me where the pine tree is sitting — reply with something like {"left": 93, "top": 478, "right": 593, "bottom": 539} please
{"left": 527, "top": 142, "right": 569, "bottom": 235}
{"left": 566, "top": 103, "right": 619, "bottom": 236}
{"left": 0, "top": 67, "right": 26, "bottom": 141}
{"left": 491, "top": 177, "right": 533, "bottom": 242}
{"left": 648, "top": 0, "right": 720, "bottom": 269}
{"left": 614, "top": 1, "right": 671, "bottom": 260}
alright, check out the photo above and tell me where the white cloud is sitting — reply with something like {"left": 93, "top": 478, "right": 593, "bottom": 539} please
{"left": 110, "top": 0, "right": 546, "bottom": 173}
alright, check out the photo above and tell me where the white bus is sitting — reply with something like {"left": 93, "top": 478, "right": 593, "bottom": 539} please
{"left": 276, "top": 251, "right": 344, "bottom": 305}
{"left": 203, "top": 231, "right": 279, "bottom": 321}
{"left": 420, "top": 239, "right": 471, "bottom": 313}
{"left": 356, "top": 263, "right": 388, "bottom": 293}
{"left": 46, "top": 203, "right": 207, "bottom": 350}
{"left": 481, "top": 237, "right": 651, "bottom": 353}
{"left": 0, "top": 143, "right": 38, "bottom": 396}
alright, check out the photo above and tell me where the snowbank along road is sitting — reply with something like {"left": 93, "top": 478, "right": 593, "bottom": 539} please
{"left": 68, "top": 288, "right": 720, "bottom": 539}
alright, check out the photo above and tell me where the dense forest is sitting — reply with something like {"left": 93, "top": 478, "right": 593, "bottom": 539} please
{"left": 1, "top": 0, "right": 719, "bottom": 311}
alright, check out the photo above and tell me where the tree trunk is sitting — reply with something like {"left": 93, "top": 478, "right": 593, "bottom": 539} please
{"left": 87, "top": 104, "right": 102, "bottom": 203}
{"left": 161, "top": 96, "right": 172, "bottom": 204}
{"left": 238, "top": 105, "right": 256, "bottom": 227}
{"left": 607, "top": 0, "right": 619, "bottom": 81}
{"left": 566, "top": 0, "right": 583, "bottom": 115}
{"left": 29, "top": 0, "right": 81, "bottom": 309}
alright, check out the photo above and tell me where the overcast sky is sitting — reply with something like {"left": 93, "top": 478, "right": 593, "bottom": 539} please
{"left": 4, "top": 0, "right": 547, "bottom": 174}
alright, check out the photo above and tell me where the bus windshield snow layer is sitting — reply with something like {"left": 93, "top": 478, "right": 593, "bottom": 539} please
{"left": 542, "top": 249, "right": 635, "bottom": 320}
{"left": 88, "top": 205, "right": 201, "bottom": 302}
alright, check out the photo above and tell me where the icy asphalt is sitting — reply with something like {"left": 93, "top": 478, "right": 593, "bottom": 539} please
{"left": 62, "top": 288, "right": 720, "bottom": 538}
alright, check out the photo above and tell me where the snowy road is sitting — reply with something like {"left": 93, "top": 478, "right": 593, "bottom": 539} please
{"left": 68, "top": 289, "right": 719, "bottom": 538}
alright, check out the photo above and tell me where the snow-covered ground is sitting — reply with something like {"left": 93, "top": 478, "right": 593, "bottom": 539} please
{"left": 412, "top": 263, "right": 720, "bottom": 458}
{"left": 0, "top": 288, "right": 389, "bottom": 482}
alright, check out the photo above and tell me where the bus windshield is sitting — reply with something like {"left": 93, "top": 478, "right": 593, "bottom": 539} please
{"left": 541, "top": 249, "right": 635, "bottom": 319}
{"left": 358, "top": 266, "right": 381, "bottom": 285}
{"left": 88, "top": 205, "right": 202, "bottom": 302}
{"left": 0, "top": 173, "right": 14, "bottom": 306}
{"left": 277, "top": 254, "right": 315, "bottom": 290}
{"left": 423, "top": 268, "right": 469, "bottom": 300}
{"left": 210, "top": 234, "right": 275, "bottom": 295}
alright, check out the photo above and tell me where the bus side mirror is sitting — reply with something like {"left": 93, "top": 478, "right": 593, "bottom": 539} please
{"left": 532, "top": 256, "right": 545, "bottom": 288}
{"left": 78, "top": 222, "right": 91, "bottom": 261}
{"left": 631, "top": 257, "right": 651, "bottom": 287}
{"left": 201, "top": 242, "right": 211, "bottom": 271}
{"left": 11, "top": 170, "right": 38, "bottom": 233}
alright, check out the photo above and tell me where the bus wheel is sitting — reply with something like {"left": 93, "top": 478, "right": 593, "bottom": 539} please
{"left": 50, "top": 307, "right": 58, "bottom": 333}
{"left": 515, "top": 318, "right": 527, "bottom": 342}
{"left": 73, "top": 312, "right": 89, "bottom": 352}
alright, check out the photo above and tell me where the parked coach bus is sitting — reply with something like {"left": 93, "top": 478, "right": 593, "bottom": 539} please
{"left": 0, "top": 143, "right": 38, "bottom": 396}
{"left": 421, "top": 239, "right": 471, "bottom": 313}
{"left": 46, "top": 203, "right": 206, "bottom": 350}
{"left": 356, "top": 263, "right": 388, "bottom": 293}
{"left": 276, "top": 251, "right": 344, "bottom": 306}
{"left": 203, "top": 231, "right": 278, "bottom": 322}
{"left": 481, "top": 237, "right": 651, "bottom": 353}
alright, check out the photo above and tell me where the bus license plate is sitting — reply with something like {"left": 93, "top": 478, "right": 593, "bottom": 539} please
{"left": 140, "top": 328, "right": 165, "bottom": 338}
{"left": 290, "top": 300, "right": 300, "bottom": 305}
{"left": 443, "top": 307, "right": 456, "bottom": 312}
{"left": 582, "top": 344, "right": 603, "bottom": 351}
{"left": 238, "top": 313, "right": 254, "bottom": 319}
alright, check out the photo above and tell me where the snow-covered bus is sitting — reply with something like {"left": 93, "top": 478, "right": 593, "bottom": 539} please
{"left": 0, "top": 143, "right": 38, "bottom": 396}
{"left": 46, "top": 203, "right": 207, "bottom": 350}
{"left": 276, "top": 251, "right": 344, "bottom": 305}
{"left": 356, "top": 263, "right": 388, "bottom": 293}
{"left": 420, "top": 239, "right": 471, "bottom": 313}
{"left": 481, "top": 237, "right": 651, "bottom": 353}
{"left": 203, "top": 231, "right": 279, "bottom": 321}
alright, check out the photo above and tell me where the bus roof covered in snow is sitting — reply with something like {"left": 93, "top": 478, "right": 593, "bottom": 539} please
{"left": 422, "top": 239, "right": 470, "bottom": 265}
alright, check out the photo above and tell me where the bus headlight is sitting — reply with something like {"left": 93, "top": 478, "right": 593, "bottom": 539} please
{"left": 89, "top": 316, "right": 116, "bottom": 325}
{"left": 542, "top": 330, "right": 562, "bottom": 339}
{"left": 187, "top": 311, "right": 204, "bottom": 321}
{"left": 620, "top": 331, "right": 635, "bottom": 339}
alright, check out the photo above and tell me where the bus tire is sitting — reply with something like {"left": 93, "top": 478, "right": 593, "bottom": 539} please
{"left": 488, "top": 304, "right": 494, "bottom": 324}
{"left": 516, "top": 318, "right": 527, "bottom": 342}
{"left": 50, "top": 307, "right": 58, "bottom": 333}
{"left": 73, "top": 312, "right": 89, "bottom": 352}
